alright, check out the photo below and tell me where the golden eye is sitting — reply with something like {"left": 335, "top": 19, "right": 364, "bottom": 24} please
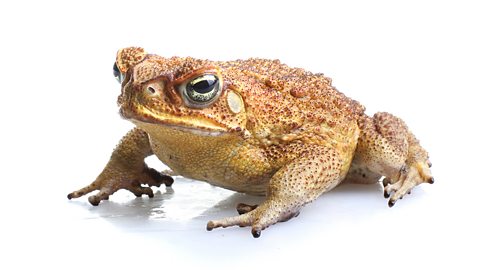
{"left": 186, "top": 74, "right": 219, "bottom": 102}
{"left": 180, "top": 74, "right": 222, "bottom": 108}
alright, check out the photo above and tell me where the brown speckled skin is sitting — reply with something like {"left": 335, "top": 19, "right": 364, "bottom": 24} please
{"left": 68, "top": 47, "right": 433, "bottom": 237}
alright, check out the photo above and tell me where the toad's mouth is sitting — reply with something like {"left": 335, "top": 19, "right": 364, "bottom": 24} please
{"left": 120, "top": 104, "right": 228, "bottom": 136}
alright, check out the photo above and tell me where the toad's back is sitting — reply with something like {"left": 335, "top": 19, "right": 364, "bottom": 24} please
{"left": 216, "top": 58, "right": 365, "bottom": 162}
{"left": 219, "top": 58, "right": 365, "bottom": 129}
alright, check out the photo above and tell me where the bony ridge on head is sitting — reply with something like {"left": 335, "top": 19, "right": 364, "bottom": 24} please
{"left": 114, "top": 47, "right": 147, "bottom": 83}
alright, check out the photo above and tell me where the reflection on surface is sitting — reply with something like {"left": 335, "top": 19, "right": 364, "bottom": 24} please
{"left": 68, "top": 178, "right": 265, "bottom": 228}
{"left": 67, "top": 177, "right": 390, "bottom": 233}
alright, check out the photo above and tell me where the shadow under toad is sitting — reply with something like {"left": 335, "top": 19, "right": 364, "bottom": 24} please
{"left": 67, "top": 177, "right": 411, "bottom": 235}
{"left": 67, "top": 178, "right": 259, "bottom": 231}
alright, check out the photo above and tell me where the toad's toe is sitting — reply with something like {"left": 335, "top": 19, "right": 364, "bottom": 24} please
{"left": 236, "top": 203, "right": 258, "bottom": 215}
{"left": 384, "top": 161, "right": 433, "bottom": 207}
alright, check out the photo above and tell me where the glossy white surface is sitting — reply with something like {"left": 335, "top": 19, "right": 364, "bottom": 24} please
{"left": 1, "top": 0, "right": 479, "bottom": 269}
{"left": 4, "top": 162, "right": 477, "bottom": 269}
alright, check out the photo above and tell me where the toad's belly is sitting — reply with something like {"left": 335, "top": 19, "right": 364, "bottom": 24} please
{"left": 139, "top": 123, "right": 273, "bottom": 195}
{"left": 152, "top": 144, "right": 272, "bottom": 195}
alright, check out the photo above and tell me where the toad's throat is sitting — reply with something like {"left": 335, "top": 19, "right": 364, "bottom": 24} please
{"left": 120, "top": 105, "right": 227, "bottom": 136}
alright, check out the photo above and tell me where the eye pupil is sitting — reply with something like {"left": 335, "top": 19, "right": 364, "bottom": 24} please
{"left": 191, "top": 79, "right": 216, "bottom": 94}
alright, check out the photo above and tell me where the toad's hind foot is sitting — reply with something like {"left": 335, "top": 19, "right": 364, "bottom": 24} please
{"left": 383, "top": 161, "right": 433, "bottom": 207}
{"left": 356, "top": 112, "right": 433, "bottom": 207}
{"left": 67, "top": 165, "right": 173, "bottom": 206}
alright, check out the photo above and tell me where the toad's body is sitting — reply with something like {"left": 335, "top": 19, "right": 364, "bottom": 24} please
{"left": 69, "top": 47, "right": 433, "bottom": 237}
{"left": 135, "top": 57, "right": 363, "bottom": 195}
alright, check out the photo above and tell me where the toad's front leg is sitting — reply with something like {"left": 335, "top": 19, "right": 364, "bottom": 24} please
{"left": 207, "top": 145, "right": 344, "bottom": 238}
{"left": 67, "top": 128, "right": 173, "bottom": 205}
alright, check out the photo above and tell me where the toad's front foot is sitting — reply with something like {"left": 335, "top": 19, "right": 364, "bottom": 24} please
{"left": 67, "top": 164, "right": 173, "bottom": 206}
{"left": 383, "top": 160, "right": 433, "bottom": 207}
{"left": 207, "top": 200, "right": 300, "bottom": 238}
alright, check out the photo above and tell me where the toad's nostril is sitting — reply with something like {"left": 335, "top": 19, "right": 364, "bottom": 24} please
{"left": 147, "top": 86, "right": 156, "bottom": 94}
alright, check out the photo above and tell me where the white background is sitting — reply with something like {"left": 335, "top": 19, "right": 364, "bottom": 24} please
{"left": 1, "top": 0, "right": 479, "bottom": 269}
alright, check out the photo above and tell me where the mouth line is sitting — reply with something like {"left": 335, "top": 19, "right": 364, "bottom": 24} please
{"left": 121, "top": 105, "right": 227, "bottom": 136}
{"left": 135, "top": 120, "right": 227, "bottom": 136}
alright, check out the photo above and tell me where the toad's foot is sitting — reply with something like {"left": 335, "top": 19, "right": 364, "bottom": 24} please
{"left": 207, "top": 200, "right": 300, "bottom": 238}
{"left": 68, "top": 128, "right": 174, "bottom": 206}
{"left": 383, "top": 160, "right": 433, "bottom": 207}
{"left": 356, "top": 112, "right": 433, "bottom": 207}
{"left": 67, "top": 165, "right": 173, "bottom": 206}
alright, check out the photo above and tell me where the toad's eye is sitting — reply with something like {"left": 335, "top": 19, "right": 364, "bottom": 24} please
{"left": 113, "top": 62, "right": 124, "bottom": 83}
{"left": 180, "top": 74, "right": 222, "bottom": 108}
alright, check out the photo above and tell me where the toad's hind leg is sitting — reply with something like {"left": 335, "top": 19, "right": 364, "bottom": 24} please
{"left": 343, "top": 159, "right": 382, "bottom": 185}
{"left": 207, "top": 145, "right": 344, "bottom": 238}
{"left": 356, "top": 112, "right": 433, "bottom": 206}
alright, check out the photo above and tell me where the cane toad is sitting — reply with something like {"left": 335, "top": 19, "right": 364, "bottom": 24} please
{"left": 68, "top": 47, "right": 433, "bottom": 237}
